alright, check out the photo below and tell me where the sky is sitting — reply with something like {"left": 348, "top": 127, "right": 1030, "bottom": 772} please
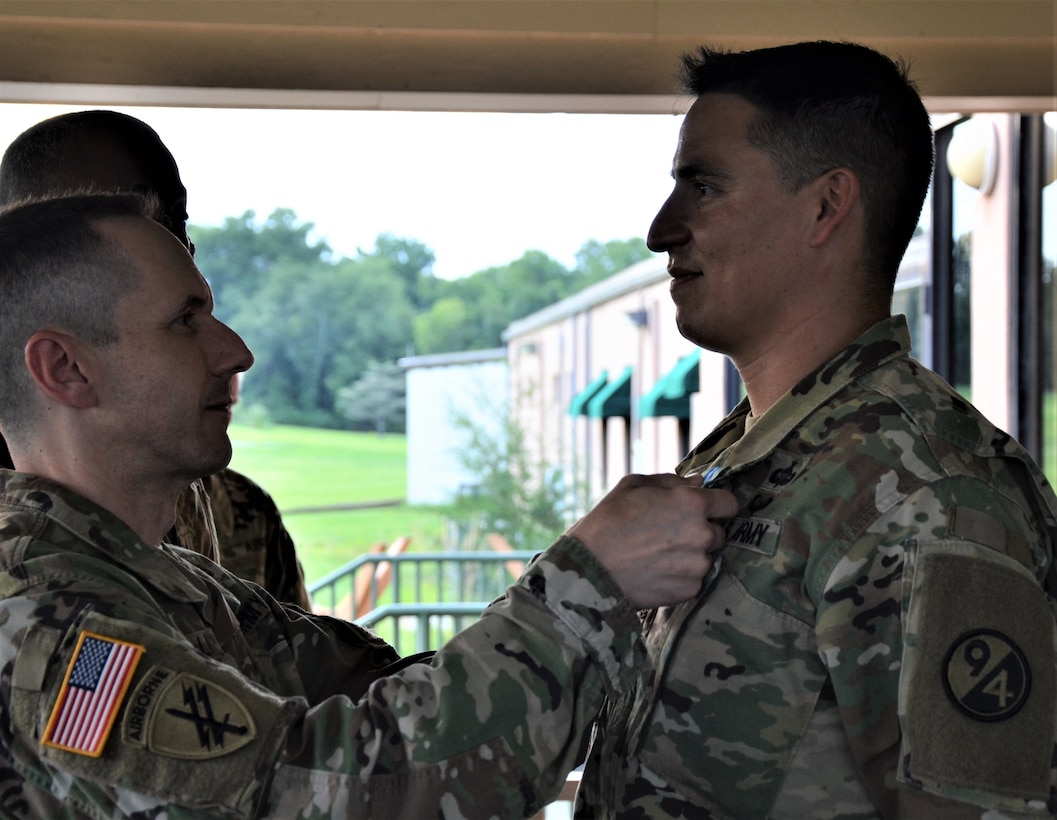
{"left": 0, "top": 103, "right": 686, "bottom": 279}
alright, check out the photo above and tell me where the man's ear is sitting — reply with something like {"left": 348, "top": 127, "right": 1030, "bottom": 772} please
{"left": 808, "top": 168, "right": 860, "bottom": 248}
{"left": 24, "top": 331, "right": 99, "bottom": 409}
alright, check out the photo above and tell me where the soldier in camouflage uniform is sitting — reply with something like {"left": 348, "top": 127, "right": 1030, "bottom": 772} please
{"left": 575, "top": 42, "right": 1057, "bottom": 818}
{"left": 0, "top": 192, "right": 738, "bottom": 818}
{"left": 0, "top": 110, "right": 311, "bottom": 609}
{"left": 205, "top": 468, "right": 313, "bottom": 609}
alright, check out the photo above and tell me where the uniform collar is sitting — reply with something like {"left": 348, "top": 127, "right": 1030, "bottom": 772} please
{"left": 0, "top": 470, "right": 208, "bottom": 604}
{"left": 678, "top": 315, "right": 912, "bottom": 483}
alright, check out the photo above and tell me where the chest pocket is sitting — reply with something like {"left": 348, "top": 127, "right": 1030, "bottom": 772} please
{"left": 628, "top": 571, "right": 827, "bottom": 817}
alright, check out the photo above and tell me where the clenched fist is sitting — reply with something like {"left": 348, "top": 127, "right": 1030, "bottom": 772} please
{"left": 566, "top": 473, "right": 738, "bottom": 608}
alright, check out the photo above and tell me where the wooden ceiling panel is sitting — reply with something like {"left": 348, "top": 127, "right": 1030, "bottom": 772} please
{"left": 0, "top": 1, "right": 1053, "bottom": 109}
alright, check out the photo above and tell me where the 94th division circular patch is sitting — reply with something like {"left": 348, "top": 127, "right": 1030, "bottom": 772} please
{"left": 943, "top": 629, "right": 1031, "bottom": 721}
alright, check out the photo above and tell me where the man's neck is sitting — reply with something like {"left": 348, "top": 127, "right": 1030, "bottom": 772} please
{"left": 14, "top": 445, "right": 179, "bottom": 546}
{"left": 735, "top": 309, "right": 887, "bottom": 417}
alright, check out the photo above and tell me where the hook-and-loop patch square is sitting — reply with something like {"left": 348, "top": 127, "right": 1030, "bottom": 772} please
{"left": 900, "top": 548, "right": 1055, "bottom": 804}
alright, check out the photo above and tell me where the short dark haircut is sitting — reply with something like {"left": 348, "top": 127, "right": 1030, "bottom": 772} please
{"left": 0, "top": 111, "right": 168, "bottom": 202}
{"left": 0, "top": 110, "right": 191, "bottom": 252}
{"left": 679, "top": 41, "right": 934, "bottom": 292}
{"left": 0, "top": 192, "right": 159, "bottom": 438}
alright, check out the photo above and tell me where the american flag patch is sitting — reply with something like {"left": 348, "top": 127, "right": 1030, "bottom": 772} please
{"left": 43, "top": 631, "right": 145, "bottom": 757}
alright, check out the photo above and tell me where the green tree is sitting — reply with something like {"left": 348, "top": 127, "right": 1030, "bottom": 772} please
{"left": 191, "top": 208, "right": 331, "bottom": 326}
{"left": 447, "top": 399, "right": 573, "bottom": 551}
{"left": 358, "top": 233, "right": 439, "bottom": 309}
{"left": 337, "top": 360, "right": 407, "bottom": 434}
{"left": 413, "top": 297, "right": 477, "bottom": 354}
{"left": 234, "top": 256, "right": 414, "bottom": 427}
{"left": 574, "top": 237, "right": 652, "bottom": 285}
{"left": 192, "top": 206, "right": 656, "bottom": 424}
{"left": 418, "top": 250, "right": 571, "bottom": 353}
{"left": 413, "top": 240, "right": 653, "bottom": 355}
{"left": 194, "top": 210, "right": 417, "bottom": 428}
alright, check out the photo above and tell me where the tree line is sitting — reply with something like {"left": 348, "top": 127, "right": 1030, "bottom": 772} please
{"left": 192, "top": 208, "right": 650, "bottom": 432}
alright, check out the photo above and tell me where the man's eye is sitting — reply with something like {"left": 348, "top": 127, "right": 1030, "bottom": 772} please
{"left": 695, "top": 182, "right": 715, "bottom": 196}
{"left": 176, "top": 313, "right": 195, "bottom": 328}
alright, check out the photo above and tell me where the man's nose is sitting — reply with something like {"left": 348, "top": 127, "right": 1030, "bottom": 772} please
{"left": 213, "top": 320, "right": 254, "bottom": 375}
{"left": 647, "top": 194, "right": 684, "bottom": 253}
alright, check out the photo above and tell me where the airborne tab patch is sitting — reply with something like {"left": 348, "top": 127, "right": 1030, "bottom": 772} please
{"left": 122, "top": 666, "right": 256, "bottom": 759}
{"left": 43, "top": 631, "right": 145, "bottom": 757}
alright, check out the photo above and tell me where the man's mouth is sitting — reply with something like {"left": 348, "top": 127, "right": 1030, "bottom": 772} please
{"left": 668, "top": 267, "right": 701, "bottom": 290}
{"left": 204, "top": 397, "right": 233, "bottom": 413}
{"left": 668, "top": 264, "right": 700, "bottom": 278}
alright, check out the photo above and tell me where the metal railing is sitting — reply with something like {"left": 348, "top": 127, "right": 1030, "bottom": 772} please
{"left": 310, "top": 549, "right": 584, "bottom": 814}
{"left": 309, "top": 550, "right": 538, "bottom": 655}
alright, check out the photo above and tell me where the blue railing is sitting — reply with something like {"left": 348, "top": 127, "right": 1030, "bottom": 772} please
{"left": 309, "top": 550, "right": 538, "bottom": 655}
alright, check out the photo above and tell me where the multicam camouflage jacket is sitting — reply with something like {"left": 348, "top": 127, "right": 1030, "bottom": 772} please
{"left": 170, "top": 476, "right": 221, "bottom": 562}
{"left": 169, "top": 468, "right": 312, "bottom": 610}
{"left": 0, "top": 472, "right": 647, "bottom": 819}
{"left": 576, "top": 315, "right": 1057, "bottom": 819}
{"left": 206, "top": 468, "right": 312, "bottom": 610}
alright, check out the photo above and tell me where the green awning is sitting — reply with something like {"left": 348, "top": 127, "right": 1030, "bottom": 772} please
{"left": 568, "top": 371, "right": 609, "bottom": 416}
{"left": 639, "top": 350, "right": 701, "bottom": 419}
{"left": 587, "top": 366, "right": 632, "bottom": 419}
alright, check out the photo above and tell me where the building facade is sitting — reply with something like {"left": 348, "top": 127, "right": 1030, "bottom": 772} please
{"left": 398, "top": 348, "right": 508, "bottom": 506}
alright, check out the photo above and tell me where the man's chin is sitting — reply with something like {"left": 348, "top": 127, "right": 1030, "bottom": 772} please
{"left": 195, "top": 440, "right": 233, "bottom": 479}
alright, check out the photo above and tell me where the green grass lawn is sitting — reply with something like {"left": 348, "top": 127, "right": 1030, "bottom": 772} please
{"left": 227, "top": 423, "right": 448, "bottom": 585}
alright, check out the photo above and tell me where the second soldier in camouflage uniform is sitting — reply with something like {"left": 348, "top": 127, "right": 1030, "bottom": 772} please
{"left": 205, "top": 467, "right": 312, "bottom": 610}
{"left": 575, "top": 42, "right": 1057, "bottom": 818}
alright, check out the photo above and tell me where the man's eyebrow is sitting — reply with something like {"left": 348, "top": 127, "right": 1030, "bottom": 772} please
{"left": 672, "top": 161, "right": 730, "bottom": 182}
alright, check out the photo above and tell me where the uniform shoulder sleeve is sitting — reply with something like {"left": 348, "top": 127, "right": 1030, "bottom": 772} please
{"left": 2, "top": 534, "right": 646, "bottom": 819}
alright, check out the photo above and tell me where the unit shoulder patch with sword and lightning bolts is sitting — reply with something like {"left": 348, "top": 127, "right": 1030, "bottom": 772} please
{"left": 122, "top": 665, "right": 257, "bottom": 759}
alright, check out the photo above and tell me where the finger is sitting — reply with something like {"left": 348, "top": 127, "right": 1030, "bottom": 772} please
{"left": 702, "top": 488, "right": 740, "bottom": 519}
{"left": 703, "top": 519, "right": 729, "bottom": 552}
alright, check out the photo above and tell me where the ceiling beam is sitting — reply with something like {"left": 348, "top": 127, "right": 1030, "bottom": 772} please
{"left": 0, "top": 1, "right": 1053, "bottom": 108}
